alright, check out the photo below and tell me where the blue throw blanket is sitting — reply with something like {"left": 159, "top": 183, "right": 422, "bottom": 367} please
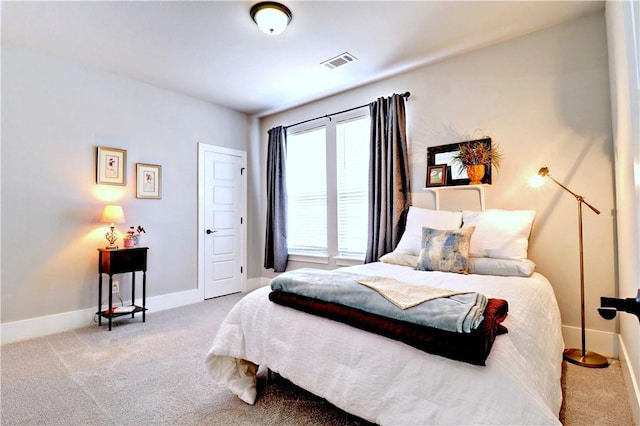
{"left": 270, "top": 268, "right": 487, "bottom": 333}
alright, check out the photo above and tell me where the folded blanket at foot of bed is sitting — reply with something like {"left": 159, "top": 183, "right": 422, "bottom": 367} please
{"left": 268, "top": 290, "right": 508, "bottom": 366}
{"left": 270, "top": 268, "right": 487, "bottom": 333}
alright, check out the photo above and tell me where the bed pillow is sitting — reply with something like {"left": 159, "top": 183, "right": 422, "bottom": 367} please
{"left": 394, "top": 206, "right": 463, "bottom": 256}
{"left": 415, "top": 226, "right": 475, "bottom": 274}
{"left": 379, "top": 252, "right": 419, "bottom": 268}
{"left": 462, "top": 209, "right": 536, "bottom": 260}
{"left": 469, "top": 258, "right": 536, "bottom": 277}
{"left": 379, "top": 253, "right": 536, "bottom": 277}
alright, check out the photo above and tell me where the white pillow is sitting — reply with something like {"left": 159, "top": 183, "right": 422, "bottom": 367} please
{"left": 468, "top": 258, "right": 536, "bottom": 277}
{"left": 394, "top": 206, "right": 463, "bottom": 256}
{"left": 379, "top": 253, "right": 537, "bottom": 277}
{"left": 379, "top": 252, "right": 419, "bottom": 267}
{"left": 462, "top": 209, "right": 536, "bottom": 260}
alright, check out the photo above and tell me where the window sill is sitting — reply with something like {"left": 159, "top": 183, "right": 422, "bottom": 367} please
{"left": 287, "top": 254, "right": 329, "bottom": 265}
{"left": 287, "top": 253, "right": 364, "bottom": 267}
{"left": 335, "top": 256, "right": 365, "bottom": 267}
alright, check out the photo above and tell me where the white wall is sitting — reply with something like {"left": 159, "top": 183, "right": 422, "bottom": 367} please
{"left": 606, "top": 1, "right": 640, "bottom": 422}
{"left": 256, "top": 12, "right": 617, "bottom": 348}
{"left": 1, "top": 44, "right": 249, "bottom": 325}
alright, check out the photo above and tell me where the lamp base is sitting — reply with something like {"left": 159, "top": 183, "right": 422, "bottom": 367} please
{"left": 563, "top": 348, "right": 608, "bottom": 368}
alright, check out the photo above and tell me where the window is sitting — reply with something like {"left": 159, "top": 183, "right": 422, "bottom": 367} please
{"left": 336, "top": 116, "right": 370, "bottom": 256}
{"left": 286, "top": 109, "right": 370, "bottom": 261}
{"left": 286, "top": 127, "right": 327, "bottom": 254}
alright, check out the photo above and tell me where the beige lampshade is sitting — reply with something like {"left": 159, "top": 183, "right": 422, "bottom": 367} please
{"left": 100, "top": 205, "right": 126, "bottom": 225}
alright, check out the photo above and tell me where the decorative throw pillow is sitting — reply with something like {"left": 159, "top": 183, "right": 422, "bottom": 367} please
{"left": 394, "top": 206, "right": 463, "bottom": 256}
{"left": 415, "top": 226, "right": 475, "bottom": 274}
{"left": 462, "top": 209, "right": 536, "bottom": 260}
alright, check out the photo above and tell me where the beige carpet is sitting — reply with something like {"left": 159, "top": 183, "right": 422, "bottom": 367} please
{"left": 1, "top": 292, "right": 635, "bottom": 425}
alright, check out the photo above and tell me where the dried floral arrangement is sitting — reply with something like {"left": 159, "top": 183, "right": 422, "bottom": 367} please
{"left": 452, "top": 141, "right": 503, "bottom": 173}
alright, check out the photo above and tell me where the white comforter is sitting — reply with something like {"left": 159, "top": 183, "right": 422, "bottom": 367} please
{"left": 206, "top": 262, "right": 564, "bottom": 425}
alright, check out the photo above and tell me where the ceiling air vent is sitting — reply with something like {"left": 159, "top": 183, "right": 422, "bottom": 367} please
{"left": 321, "top": 52, "right": 357, "bottom": 69}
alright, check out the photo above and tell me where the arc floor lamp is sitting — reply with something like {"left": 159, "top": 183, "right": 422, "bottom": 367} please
{"left": 538, "top": 167, "right": 608, "bottom": 368}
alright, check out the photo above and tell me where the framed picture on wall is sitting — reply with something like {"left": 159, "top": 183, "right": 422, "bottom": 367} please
{"left": 426, "top": 165, "right": 447, "bottom": 187}
{"left": 96, "top": 146, "right": 126, "bottom": 185}
{"left": 136, "top": 163, "right": 162, "bottom": 199}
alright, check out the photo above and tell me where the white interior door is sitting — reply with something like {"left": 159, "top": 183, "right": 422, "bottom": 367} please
{"left": 199, "top": 144, "right": 246, "bottom": 299}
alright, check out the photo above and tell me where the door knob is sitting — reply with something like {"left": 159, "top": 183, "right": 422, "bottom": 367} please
{"left": 206, "top": 229, "right": 217, "bottom": 235}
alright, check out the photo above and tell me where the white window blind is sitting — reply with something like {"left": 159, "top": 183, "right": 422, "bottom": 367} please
{"left": 286, "top": 126, "right": 327, "bottom": 254}
{"left": 336, "top": 116, "right": 370, "bottom": 256}
{"left": 285, "top": 108, "right": 370, "bottom": 261}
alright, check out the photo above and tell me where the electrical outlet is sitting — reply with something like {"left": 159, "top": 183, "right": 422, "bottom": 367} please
{"left": 111, "top": 281, "right": 120, "bottom": 293}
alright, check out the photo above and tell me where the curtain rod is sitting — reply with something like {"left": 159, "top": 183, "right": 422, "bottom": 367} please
{"left": 284, "top": 91, "right": 410, "bottom": 130}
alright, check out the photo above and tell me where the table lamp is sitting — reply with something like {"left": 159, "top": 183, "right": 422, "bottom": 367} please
{"left": 100, "top": 205, "right": 126, "bottom": 249}
{"left": 537, "top": 167, "right": 608, "bottom": 368}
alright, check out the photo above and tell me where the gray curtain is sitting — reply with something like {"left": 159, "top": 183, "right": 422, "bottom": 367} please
{"left": 365, "top": 93, "right": 412, "bottom": 263}
{"left": 264, "top": 126, "right": 289, "bottom": 272}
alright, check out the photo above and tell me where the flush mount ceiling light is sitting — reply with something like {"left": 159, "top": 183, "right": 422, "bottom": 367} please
{"left": 250, "top": 2, "right": 292, "bottom": 35}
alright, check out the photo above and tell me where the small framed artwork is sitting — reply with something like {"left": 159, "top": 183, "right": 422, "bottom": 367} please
{"left": 136, "top": 163, "right": 162, "bottom": 199}
{"left": 96, "top": 146, "right": 126, "bottom": 185}
{"left": 426, "top": 164, "right": 447, "bottom": 187}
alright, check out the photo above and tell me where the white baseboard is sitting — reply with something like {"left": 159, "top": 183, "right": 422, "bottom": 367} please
{"left": 618, "top": 334, "right": 640, "bottom": 425}
{"left": 1, "top": 288, "right": 202, "bottom": 345}
{"left": 561, "top": 325, "right": 618, "bottom": 358}
{"left": 1, "top": 308, "right": 97, "bottom": 346}
{"left": 139, "top": 288, "right": 201, "bottom": 312}
{"left": 246, "top": 276, "right": 270, "bottom": 292}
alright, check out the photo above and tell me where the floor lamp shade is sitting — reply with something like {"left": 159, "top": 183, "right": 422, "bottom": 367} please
{"left": 537, "top": 167, "right": 608, "bottom": 368}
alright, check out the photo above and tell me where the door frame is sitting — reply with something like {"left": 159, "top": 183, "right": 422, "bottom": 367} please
{"left": 197, "top": 143, "right": 248, "bottom": 300}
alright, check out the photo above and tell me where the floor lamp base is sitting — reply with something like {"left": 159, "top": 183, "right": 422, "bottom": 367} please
{"left": 563, "top": 348, "right": 608, "bottom": 368}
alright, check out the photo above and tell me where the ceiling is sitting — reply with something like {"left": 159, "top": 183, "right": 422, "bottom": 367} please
{"left": 2, "top": 1, "right": 604, "bottom": 116}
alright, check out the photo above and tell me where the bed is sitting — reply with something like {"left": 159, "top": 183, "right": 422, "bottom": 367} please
{"left": 205, "top": 207, "right": 564, "bottom": 425}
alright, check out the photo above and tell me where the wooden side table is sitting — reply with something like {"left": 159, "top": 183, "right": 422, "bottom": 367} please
{"left": 97, "top": 247, "right": 148, "bottom": 331}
